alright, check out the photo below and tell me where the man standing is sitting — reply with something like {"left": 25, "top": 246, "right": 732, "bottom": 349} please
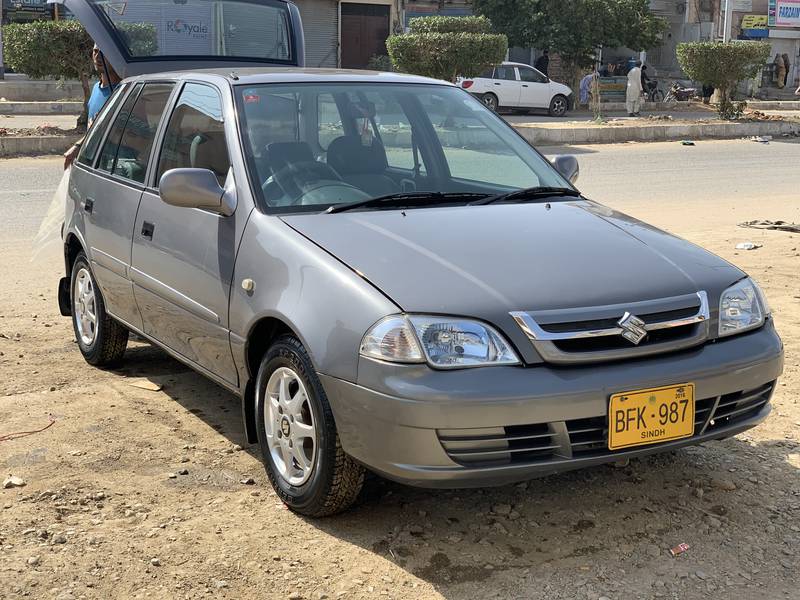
{"left": 534, "top": 50, "right": 549, "bottom": 77}
{"left": 626, "top": 60, "right": 643, "bottom": 117}
{"left": 63, "top": 44, "right": 121, "bottom": 169}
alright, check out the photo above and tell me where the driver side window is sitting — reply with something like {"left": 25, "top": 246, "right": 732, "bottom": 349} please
{"left": 157, "top": 83, "right": 231, "bottom": 187}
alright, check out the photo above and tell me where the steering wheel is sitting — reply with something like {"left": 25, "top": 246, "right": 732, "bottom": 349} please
{"left": 272, "top": 161, "right": 343, "bottom": 204}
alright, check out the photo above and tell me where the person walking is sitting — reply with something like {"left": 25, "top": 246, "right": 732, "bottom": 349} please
{"left": 534, "top": 50, "right": 550, "bottom": 77}
{"left": 626, "top": 60, "right": 643, "bottom": 116}
{"left": 775, "top": 54, "right": 786, "bottom": 89}
{"left": 782, "top": 54, "right": 791, "bottom": 88}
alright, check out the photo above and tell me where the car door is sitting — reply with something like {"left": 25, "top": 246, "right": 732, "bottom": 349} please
{"left": 489, "top": 66, "right": 522, "bottom": 107}
{"left": 517, "top": 66, "right": 552, "bottom": 108}
{"left": 130, "top": 82, "right": 244, "bottom": 385}
{"left": 70, "top": 81, "right": 174, "bottom": 330}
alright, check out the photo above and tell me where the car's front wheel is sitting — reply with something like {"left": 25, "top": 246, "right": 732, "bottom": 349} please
{"left": 549, "top": 94, "right": 569, "bottom": 117}
{"left": 70, "top": 252, "right": 128, "bottom": 366}
{"left": 255, "top": 335, "right": 364, "bottom": 516}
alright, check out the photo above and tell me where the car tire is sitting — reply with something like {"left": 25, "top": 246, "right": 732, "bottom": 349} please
{"left": 255, "top": 334, "right": 364, "bottom": 516}
{"left": 481, "top": 93, "right": 499, "bottom": 112}
{"left": 70, "top": 252, "right": 128, "bottom": 366}
{"left": 549, "top": 94, "right": 569, "bottom": 117}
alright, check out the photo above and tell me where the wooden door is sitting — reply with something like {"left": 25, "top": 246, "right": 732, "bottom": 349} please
{"left": 340, "top": 3, "right": 390, "bottom": 69}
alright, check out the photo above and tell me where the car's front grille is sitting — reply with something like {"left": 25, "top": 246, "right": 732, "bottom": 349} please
{"left": 706, "top": 382, "right": 774, "bottom": 432}
{"left": 510, "top": 292, "right": 710, "bottom": 364}
{"left": 437, "top": 382, "right": 774, "bottom": 467}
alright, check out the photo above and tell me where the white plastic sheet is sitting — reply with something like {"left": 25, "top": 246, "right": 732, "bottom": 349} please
{"left": 31, "top": 167, "right": 71, "bottom": 263}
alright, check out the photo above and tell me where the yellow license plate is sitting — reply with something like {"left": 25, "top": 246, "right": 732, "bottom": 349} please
{"left": 608, "top": 383, "right": 695, "bottom": 450}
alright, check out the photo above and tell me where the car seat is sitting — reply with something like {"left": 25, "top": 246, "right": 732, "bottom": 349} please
{"left": 325, "top": 135, "right": 398, "bottom": 197}
{"left": 190, "top": 132, "right": 230, "bottom": 184}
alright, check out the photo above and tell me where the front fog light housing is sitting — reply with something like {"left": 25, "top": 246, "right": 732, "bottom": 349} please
{"left": 360, "top": 315, "right": 520, "bottom": 368}
{"left": 718, "top": 278, "right": 769, "bottom": 337}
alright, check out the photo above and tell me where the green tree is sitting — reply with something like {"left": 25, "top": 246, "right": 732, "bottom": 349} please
{"left": 2, "top": 20, "right": 94, "bottom": 126}
{"left": 472, "top": 0, "right": 666, "bottom": 101}
{"left": 2, "top": 20, "right": 156, "bottom": 127}
{"left": 386, "top": 16, "right": 508, "bottom": 82}
{"left": 676, "top": 41, "right": 771, "bottom": 119}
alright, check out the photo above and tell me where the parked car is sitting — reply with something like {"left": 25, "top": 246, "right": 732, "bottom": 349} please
{"left": 60, "top": 0, "right": 782, "bottom": 516}
{"left": 459, "top": 62, "right": 573, "bottom": 116}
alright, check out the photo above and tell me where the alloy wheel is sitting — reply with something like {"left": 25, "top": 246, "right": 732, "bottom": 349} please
{"left": 264, "top": 367, "right": 318, "bottom": 486}
{"left": 73, "top": 267, "right": 97, "bottom": 346}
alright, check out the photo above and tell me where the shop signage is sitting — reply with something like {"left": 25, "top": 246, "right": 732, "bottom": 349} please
{"left": 732, "top": 0, "right": 753, "bottom": 11}
{"left": 775, "top": 0, "right": 800, "bottom": 26}
{"left": 741, "top": 14, "right": 768, "bottom": 28}
{"left": 769, "top": 0, "right": 777, "bottom": 25}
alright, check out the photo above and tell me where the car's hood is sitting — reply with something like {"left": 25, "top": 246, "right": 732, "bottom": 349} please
{"left": 282, "top": 201, "right": 744, "bottom": 357}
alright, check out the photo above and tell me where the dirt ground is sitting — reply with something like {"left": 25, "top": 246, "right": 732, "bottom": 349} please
{"left": 1, "top": 145, "right": 798, "bottom": 600}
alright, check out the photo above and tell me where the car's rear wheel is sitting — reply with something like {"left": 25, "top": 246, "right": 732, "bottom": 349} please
{"left": 255, "top": 335, "right": 364, "bottom": 516}
{"left": 481, "top": 93, "right": 498, "bottom": 112}
{"left": 70, "top": 252, "right": 128, "bottom": 366}
{"left": 548, "top": 94, "right": 569, "bottom": 117}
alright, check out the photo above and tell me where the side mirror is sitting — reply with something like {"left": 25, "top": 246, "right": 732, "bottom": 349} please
{"left": 551, "top": 154, "right": 579, "bottom": 184}
{"left": 159, "top": 168, "right": 235, "bottom": 216}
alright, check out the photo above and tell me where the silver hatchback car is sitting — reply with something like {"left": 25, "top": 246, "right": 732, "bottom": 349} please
{"left": 60, "top": 0, "right": 783, "bottom": 515}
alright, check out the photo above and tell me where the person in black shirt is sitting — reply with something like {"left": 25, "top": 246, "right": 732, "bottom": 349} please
{"left": 535, "top": 50, "right": 550, "bottom": 76}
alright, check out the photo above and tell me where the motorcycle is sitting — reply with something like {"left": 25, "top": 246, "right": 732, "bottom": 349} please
{"left": 664, "top": 82, "right": 698, "bottom": 102}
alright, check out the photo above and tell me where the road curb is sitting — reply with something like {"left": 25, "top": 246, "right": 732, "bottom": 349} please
{"left": 0, "top": 135, "right": 72, "bottom": 157}
{"left": 513, "top": 120, "right": 800, "bottom": 145}
{"left": 0, "top": 101, "right": 82, "bottom": 115}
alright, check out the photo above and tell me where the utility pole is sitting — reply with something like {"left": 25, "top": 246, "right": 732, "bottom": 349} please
{"left": 722, "top": 0, "right": 734, "bottom": 43}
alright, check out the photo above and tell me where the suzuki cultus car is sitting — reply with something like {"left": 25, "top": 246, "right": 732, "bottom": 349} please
{"left": 59, "top": 0, "right": 783, "bottom": 515}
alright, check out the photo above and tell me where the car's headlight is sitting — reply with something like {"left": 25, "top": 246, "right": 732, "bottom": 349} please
{"left": 718, "top": 278, "right": 770, "bottom": 337}
{"left": 360, "top": 315, "right": 520, "bottom": 368}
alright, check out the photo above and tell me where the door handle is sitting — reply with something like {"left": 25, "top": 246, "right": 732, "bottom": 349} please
{"left": 141, "top": 221, "right": 155, "bottom": 239}
{"left": 493, "top": 82, "right": 501, "bottom": 85}
{"left": 522, "top": 84, "right": 529, "bottom": 87}
{"left": 83, "top": 198, "right": 94, "bottom": 214}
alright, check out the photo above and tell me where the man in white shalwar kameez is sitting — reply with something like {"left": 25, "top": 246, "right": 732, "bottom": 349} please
{"left": 626, "top": 61, "right": 643, "bottom": 116}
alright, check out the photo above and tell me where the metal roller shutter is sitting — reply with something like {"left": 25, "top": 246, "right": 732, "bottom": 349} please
{"left": 298, "top": 0, "right": 339, "bottom": 68}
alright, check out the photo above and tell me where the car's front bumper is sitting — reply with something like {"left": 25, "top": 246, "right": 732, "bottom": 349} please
{"left": 321, "top": 322, "right": 783, "bottom": 488}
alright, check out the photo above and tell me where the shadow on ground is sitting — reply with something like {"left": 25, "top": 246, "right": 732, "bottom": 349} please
{"left": 117, "top": 341, "right": 799, "bottom": 599}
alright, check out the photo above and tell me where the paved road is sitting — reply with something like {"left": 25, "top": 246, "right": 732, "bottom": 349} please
{"left": 2, "top": 139, "right": 798, "bottom": 244}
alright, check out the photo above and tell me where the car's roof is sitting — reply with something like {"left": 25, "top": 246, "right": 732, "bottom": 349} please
{"left": 501, "top": 62, "right": 535, "bottom": 68}
{"left": 125, "top": 68, "right": 451, "bottom": 87}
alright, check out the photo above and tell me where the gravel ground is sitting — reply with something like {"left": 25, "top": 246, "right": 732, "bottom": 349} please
{"left": 0, "top": 144, "right": 798, "bottom": 600}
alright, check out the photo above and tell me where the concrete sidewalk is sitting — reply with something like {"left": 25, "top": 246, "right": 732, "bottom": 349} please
{"left": 512, "top": 118, "right": 800, "bottom": 145}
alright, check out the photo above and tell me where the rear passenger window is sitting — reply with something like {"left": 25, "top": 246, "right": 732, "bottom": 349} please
{"left": 494, "top": 67, "right": 517, "bottom": 81}
{"left": 77, "top": 83, "right": 130, "bottom": 167}
{"left": 97, "top": 83, "right": 174, "bottom": 184}
{"left": 157, "top": 83, "right": 231, "bottom": 186}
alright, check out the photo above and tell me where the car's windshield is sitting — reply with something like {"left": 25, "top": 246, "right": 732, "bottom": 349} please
{"left": 236, "top": 83, "right": 570, "bottom": 212}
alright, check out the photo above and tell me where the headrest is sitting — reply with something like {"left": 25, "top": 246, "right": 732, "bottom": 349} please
{"left": 326, "top": 135, "right": 388, "bottom": 176}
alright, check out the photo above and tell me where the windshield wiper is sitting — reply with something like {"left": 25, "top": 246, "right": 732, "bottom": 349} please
{"left": 469, "top": 186, "right": 582, "bottom": 206}
{"left": 326, "top": 191, "right": 491, "bottom": 214}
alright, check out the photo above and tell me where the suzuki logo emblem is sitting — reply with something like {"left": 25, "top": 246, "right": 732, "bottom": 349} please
{"left": 617, "top": 312, "right": 648, "bottom": 345}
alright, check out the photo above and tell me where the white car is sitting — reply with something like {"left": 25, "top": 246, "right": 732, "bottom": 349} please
{"left": 460, "top": 62, "right": 573, "bottom": 117}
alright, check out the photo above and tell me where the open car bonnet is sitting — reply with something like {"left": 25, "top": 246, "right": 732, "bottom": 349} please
{"left": 56, "top": 0, "right": 304, "bottom": 78}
